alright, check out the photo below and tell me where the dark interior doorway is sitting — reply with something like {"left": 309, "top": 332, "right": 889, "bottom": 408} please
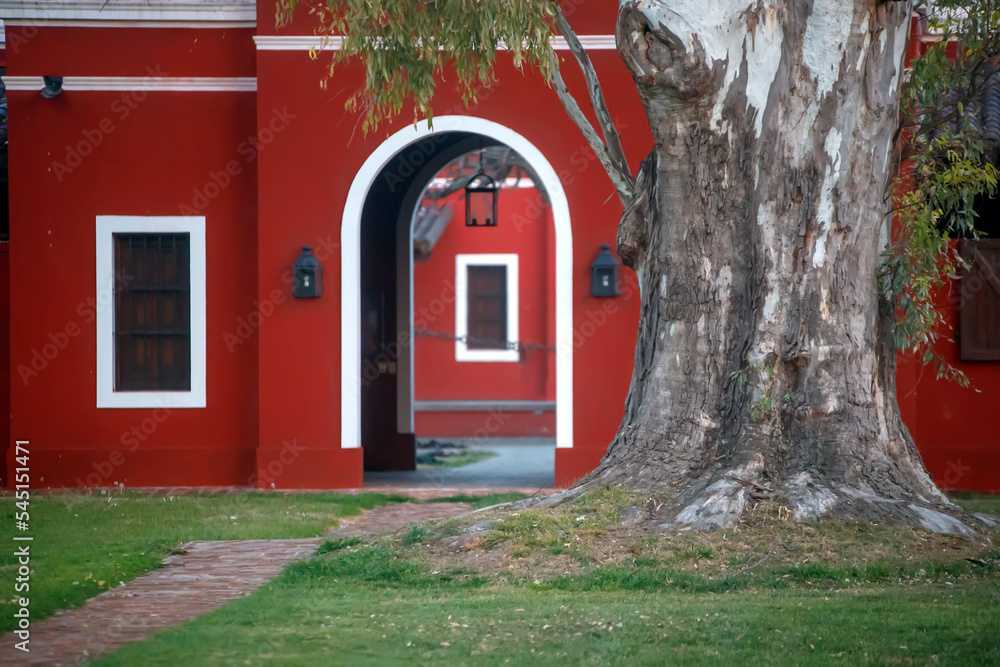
{"left": 359, "top": 132, "right": 499, "bottom": 471}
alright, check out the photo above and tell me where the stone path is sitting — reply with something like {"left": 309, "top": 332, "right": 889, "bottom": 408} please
{"left": 0, "top": 502, "right": 476, "bottom": 666}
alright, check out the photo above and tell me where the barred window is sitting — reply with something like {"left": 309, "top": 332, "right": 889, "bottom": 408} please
{"left": 455, "top": 253, "right": 518, "bottom": 362}
{"left": 959, "top": 239, "right": 1000, "bottom": 361}
{"left": 466, "top": 265, "right": 508, "bottom": 349}
{"left": 113, "top": 233, "right": 191, "bottom": 390}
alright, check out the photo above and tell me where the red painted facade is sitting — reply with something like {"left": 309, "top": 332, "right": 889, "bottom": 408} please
{"left": 5, "top": 24, "right": 260, "bottom": 488}
{"left": 1, "top": 3, "right": 997, "bottom": 492}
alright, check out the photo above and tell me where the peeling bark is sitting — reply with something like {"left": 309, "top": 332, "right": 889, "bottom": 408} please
{"left": 583, "top": 0, "right": 988, "bottom": 535}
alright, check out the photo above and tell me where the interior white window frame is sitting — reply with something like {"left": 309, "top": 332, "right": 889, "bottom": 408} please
{"left": 95, "top": 215, "right": 207, "bottom": 408}
{"left": 454, "top": 253, "right": 519, "bottom": 363}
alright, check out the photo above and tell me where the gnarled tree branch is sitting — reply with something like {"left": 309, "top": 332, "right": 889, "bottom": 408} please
{"left": 551, "top": 67, "right": 635, "bottom": 205}
{"left": 553, "top": 2, "right": 635, "bottom": 201}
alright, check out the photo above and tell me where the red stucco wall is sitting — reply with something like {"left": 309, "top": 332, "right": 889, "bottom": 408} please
{"left": 897, "top": 283, "right": 1000, "bottom": 493}
{"left": 5, "top": 25, "right": 260, "bottom": 488}
{"left": 0, "top": 243, "right": 9, "bottom": 488}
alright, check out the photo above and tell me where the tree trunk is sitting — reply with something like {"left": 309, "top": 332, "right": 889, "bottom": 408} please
{"left": 585, "top": 0, "right": 989, "bottom": 535}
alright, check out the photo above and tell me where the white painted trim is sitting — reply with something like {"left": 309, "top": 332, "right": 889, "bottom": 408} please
{"left": 3, "top": 18, "right": 254, "bottom": 27}
{"left": 455, "top": 254, "right": 520, "bottom": 363}
{"left": 0, "top": 2, "right": 255, "bottom": 22}
{"left": 3, "top": 76, "right": 256, "bottom": 92}
{"left": 255, "top": 34, "right": 617, "bottom": 52}
{"left": 342, "top": 116, "right": 574, "bottom": 450}
{"left": 96, "top": 216, "right": 207, "bottom": 409}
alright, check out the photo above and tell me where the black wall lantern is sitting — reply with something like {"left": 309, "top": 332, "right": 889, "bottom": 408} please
{"left": 41, "top": 76, "right": 64, "bottom": 99}
{"left": 465, "top": 164, "right": 500, "bottom": 227}
{"left": 591, "top": 244, "right": 621, "bottom": 297}
{"left": 292, "top": 245, "right": 323, "bottom": 298}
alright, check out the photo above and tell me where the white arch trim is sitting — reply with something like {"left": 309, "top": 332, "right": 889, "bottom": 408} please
{"left": 341, "top": 115, "right": 574, "bottom": 449}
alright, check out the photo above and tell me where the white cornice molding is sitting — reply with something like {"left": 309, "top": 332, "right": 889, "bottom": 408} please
{"left": 4, "top": 76, "right": 257, "bottom": 91}
{"left": 0, "top": 1, "right": 254, "bottom": 22}
{"left": 254, "top": 34, "right": 618, "bottom": 52}
{"left": 3, "top": 18, "right": 254, "bottom": 28}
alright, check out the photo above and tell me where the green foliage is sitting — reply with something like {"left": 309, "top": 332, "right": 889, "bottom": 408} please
{"left": 886, "top": 0, "right": 1000, "bottom": 384}
{"left": 731, "top": 360, "right": 781, "bottom": 421}
{"left": 276, "top": 0, "right": 559, "bottom": 133}
{"left": 316, "top": 536, "right": 363, "bottom": 553}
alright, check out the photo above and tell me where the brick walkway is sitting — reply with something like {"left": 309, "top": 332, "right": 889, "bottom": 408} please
{"left": 333, "top": 501, "right": 473, "bottom": 535}
{"left": 0, "top": 502, "right": 477, "bottom": 666}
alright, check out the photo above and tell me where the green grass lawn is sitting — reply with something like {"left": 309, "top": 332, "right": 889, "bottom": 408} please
{"left": 948, "top": 493, "right": 1000, "bottom": 517}
{"left": 0, "top": 491, "right": 409, "bottom": 633}
{"left": 96, "top": 491, "right": 1000, "bottom": 665}
{"left": 97, "top": 544, "right": 1000, "bottom": 666}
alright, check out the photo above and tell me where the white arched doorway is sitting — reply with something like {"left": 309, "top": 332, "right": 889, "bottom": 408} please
{"left": 341, "top": 115, "right": 573, "bottom": 452}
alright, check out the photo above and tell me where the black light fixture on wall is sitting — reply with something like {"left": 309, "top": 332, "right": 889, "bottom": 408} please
{"left": 40, "top": 76, "right": 63, "bottom": 99}
{"left": 590, "top": 244, "right": 622, "bottom": 298}
{"left": 465, "top": 153, "right": 500, "bottom": 227}
{"left": 292, "top": 245, "right": 323, "bottom": 298}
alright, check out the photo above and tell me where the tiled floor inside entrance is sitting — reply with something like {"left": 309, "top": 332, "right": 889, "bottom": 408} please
{"left": 364, "top": 436, "right": 556, "bottom": 491}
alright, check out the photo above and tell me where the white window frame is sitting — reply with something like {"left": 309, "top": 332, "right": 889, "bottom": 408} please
{"left": 455, "top": 253, "right": 519, "bottom": 363}
{"left": 95, "top": 215, "right": 207, "bottom": 408}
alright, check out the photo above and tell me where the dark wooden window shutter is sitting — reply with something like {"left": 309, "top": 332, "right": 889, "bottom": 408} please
{"left": 113, "top": 233, "right": 192, "bottom": 390}
{"left": 466, "top": 265, "right": 508, "bottom": 349}
{"left": 959, "top": 239, "right": 1000, "bottom": 361}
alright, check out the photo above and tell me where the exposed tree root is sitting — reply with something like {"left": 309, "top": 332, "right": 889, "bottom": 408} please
{"left": 512, "top": 464, "right": 997, "bottom": 540}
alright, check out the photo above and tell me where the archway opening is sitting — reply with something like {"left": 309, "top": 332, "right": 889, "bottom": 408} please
{"left": 341, "top": 117, "right": 574, "bottom": 489}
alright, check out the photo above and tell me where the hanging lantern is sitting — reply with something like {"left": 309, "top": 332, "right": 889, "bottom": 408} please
{"left": 465, "top": 167, "right": 500, "bottom": 227}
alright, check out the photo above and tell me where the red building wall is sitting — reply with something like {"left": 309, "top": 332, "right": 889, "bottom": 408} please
{"left": 254, "top": 0, "right": 648, "bottom": 487}
{"left": 3, "top": 4, "right": 994, "bottom": 493}
{"left": 892, "top": 20, "right": 1000, "bottom": 493}
{"left": 0, "top": 243, "right": 9, "bottom": 488}
{"left": 412, "top": 187, "right": 556, "bottom": 437}
{"left": 896, "top": 284, "right": 1000, "bottom": 493}
{"left": 5, "top": 25, "right": 260, "bottom": 488}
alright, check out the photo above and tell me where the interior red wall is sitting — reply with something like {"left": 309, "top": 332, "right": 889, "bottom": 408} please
{"left": 413, "top": 188, "right": 554, "bottom": 402}
{"left": 5, "top": 26, "right": 259, "bottom": 488}
{"left": 411, "top": 188, "right": 556, "bottom": 437}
